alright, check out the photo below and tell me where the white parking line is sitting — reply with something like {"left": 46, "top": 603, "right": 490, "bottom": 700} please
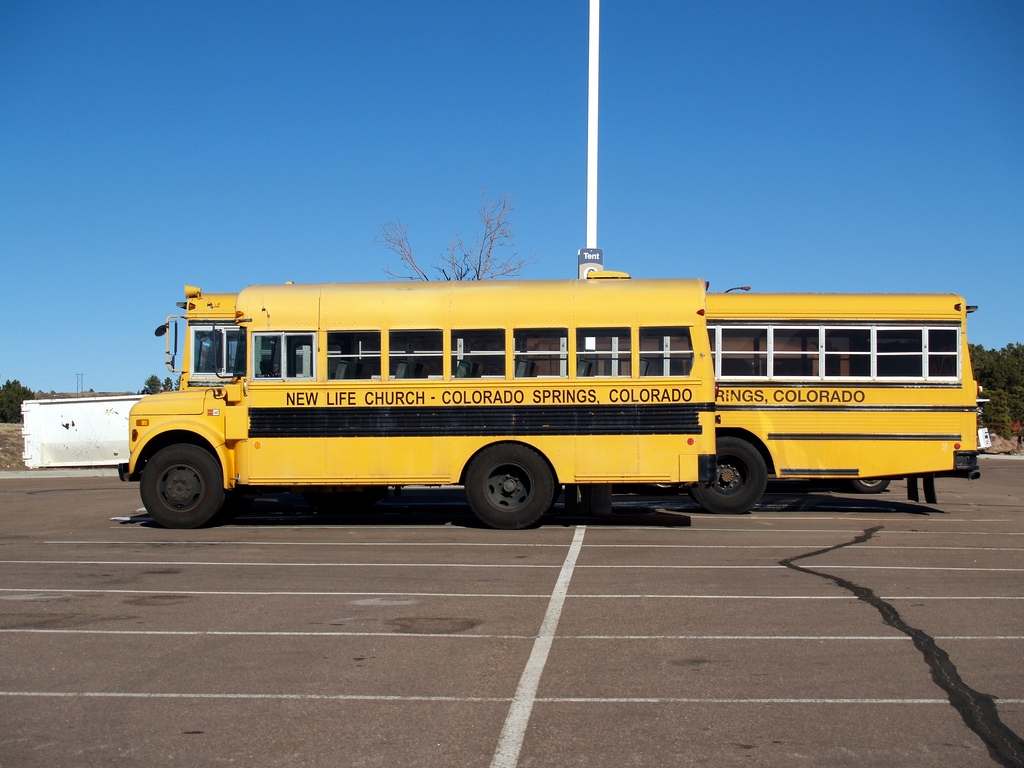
{"left": 2, "top": 629, "right": 1021, "bottom": 641}
{"left": 0, "top": 559, "right": 558, "bottom": 568}
{"left": 0, "top": 628, "right": 534, "bottom": 639}
{"left": 47, "top": 540, "right": 571, "bottom": 547}
{"left": 579, "top": 565, "right": 1024, "bottom": 572}
{"left": 537, "top": 696, "right": 1024, "bottom": 705}
{"left": 1, "top": 588, "right": 1021, "bottom": 600}
{"left": 569, "top": 594, "right": 1024, "bottom": 600}
{"left": 0, "top": 588, "right": 551, "bottom": 598}
{"left": 3, "top": 691, "right": 1020, "bottom": 705}
{"left": 8, "top": 559, "right": 1022, "bottom": 572}
{"left": 45, "top": 540, "right": 1024, "bottom": 552}
{"left": 490, "top": 526, "right": 586, "bottom": 768}
{"left": 0, "top": 691, "right": 506, "bottom": 702}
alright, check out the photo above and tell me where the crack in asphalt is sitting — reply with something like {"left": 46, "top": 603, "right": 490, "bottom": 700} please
{"left": 779, "top": 526, "right": 1024, "bottom": 768}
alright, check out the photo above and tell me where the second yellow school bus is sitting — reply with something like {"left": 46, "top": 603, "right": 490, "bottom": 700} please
{"left": 695, "top": 291, "right": 983, "bottom": 513}
{"left": 122, "top": 275, "right": 717, "bottom": 529}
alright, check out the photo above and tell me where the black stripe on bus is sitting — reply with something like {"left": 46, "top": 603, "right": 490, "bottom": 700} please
{"left": 250, "top": 404, "right": 707, "bottom": 439}
{"left": 717, "top": 380, "right": 965, "bottom": 390}
{"left": 768, "top": 433, "right": 962, "bottom": 441}
{"left": 779, "top": 468, "right": 859, "bottom": 476}
{"left": 718, "top": 405, "right": 975, "bottom": 413}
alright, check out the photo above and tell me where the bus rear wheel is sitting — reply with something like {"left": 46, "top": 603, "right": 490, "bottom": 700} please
{"left": 140, "top": 445, "right": 225, "bottom": 529}
{"left": 465, "top": 444, "right": 555, "bottom": 529}
{"left": 848, "top": 478, "right": 891, "bottom": 494}
{"left": 689, "top": 437, "right": 767, "bottom": 514}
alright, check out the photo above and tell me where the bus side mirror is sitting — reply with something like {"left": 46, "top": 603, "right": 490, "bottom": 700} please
{"left": 159, "top": 318, "right": 180, "bottom": 372}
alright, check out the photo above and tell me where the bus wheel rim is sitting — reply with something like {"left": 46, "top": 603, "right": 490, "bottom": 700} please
{"left": 161, "top": 465, "right": 203, "bottom": 510}
{"left": 716, "top": 460, "right": 746, "bottom": 493}
{"left": 484, "top": 464, "right": 532, "bottom": 510}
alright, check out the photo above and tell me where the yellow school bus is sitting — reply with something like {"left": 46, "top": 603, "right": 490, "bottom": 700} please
{"left": 694, "top": 291, "right": 984, "bottom": 513}
{"left": 122, "top": 275, "right": 717, "bottom": 529}
{"left": 155, "top": 285, "right": 241, "bottom": 388}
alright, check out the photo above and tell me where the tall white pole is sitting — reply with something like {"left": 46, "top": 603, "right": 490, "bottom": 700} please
{"left": 586, "top": 0, "right": 600, "bottom": 251}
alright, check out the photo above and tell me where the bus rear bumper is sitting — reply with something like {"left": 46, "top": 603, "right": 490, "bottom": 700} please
{"left": 925, "top": 452, "right": 980, "bottom": 481}
{"left": 949, "top": 450, "right": 981, "bottom": 480}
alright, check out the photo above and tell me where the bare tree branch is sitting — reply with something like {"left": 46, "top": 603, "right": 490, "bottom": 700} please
{"left": 376, "top": 219, "right": 432, "bottom": 281}
{"left": 378, "top": 191, "right": 536, "bottom": 281}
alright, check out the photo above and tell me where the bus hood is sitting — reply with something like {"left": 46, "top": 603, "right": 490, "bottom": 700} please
{"left": 130, "top": 390, "right": 209, "bottom": 417}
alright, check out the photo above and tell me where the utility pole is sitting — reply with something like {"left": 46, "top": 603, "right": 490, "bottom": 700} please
{"left": 578, "top": 0, "right": 603, "bottom": 278}
{"left": 575, "top": 0, "right": 614, "bottom": 519}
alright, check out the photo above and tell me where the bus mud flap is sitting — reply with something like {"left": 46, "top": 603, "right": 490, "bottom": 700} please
{"left": 907, "top": 476, "right": 920, "bottom": 502}
{"left": 907, "top": 475, "right": 938, "bottom": 505}
{"left": 923, "top": 474, "right": 937, "bottom": 504}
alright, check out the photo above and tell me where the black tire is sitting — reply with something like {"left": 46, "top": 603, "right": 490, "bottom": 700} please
{"left": 140, "top": 445, "right": 225, "bottom": 529}
{"left": 689, "top": 436, "right": 767, "bottom": 514}
{"left": 848, "top": 478, "right": 891, "bottom": 494}
{"left": 465, "top": 444, "right": 555, "bottom": 529}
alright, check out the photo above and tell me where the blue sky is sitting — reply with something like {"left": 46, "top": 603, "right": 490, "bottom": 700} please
{"left": 2, "top": 1, "right": 1021, "bottom": 393}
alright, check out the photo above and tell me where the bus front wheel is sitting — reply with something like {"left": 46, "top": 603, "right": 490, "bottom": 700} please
{"left": 140, "top": 445, "right": 225, "bottom": 529}
{"left": 689, "top": 437, "right": 767, "bottom": 514}
{"left": 465, "top": 444, "right": 555, "bottom": 529}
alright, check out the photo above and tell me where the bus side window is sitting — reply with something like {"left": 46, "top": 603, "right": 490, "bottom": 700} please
{"left": 327, "top": 331, "right": 381, "bottom": 380}
{"left": 927, "top": 328, "right": 959, "bottom": 378}
{"left": 285, "top": 335, "right": 315, "bottom": 379}
{"left": 876, "top": 328, "right": 924, "bottom": 378}
{"left": 223, "top": 328, "right": 240, "bottom": 377}
{"left": 253, "top": 332, "right": 315, "bottom": 380}
{"left": 824, "top": 328, "right": 870, "bottom": 377}
{"left": 253, "top": 334, "right": 281, "bottom": 379}
{"left": 389, "top": 330, "right": 443, "bottom": 380}
{"left": 772, "top": 328, "right": 819, "bottom": 377}
{"left": 193, "top": 329, "right": 219, "bottom": 375}
{"left": 576, "top": 328, "right": 631, "bottom": 377}
{"left": 191, "top": 325, "right": 241, "bottom": 380}
{"left": 514, "top": 329, "right": 567, "bottom": 378}
{"left": 717, "top": 328, "right": 766, "bottom": 377}
{"left": 640, "top": 327, "right": 694, "bottom": 377}
{"left": 451, "top": 329, "right": 504, "bottom": 378}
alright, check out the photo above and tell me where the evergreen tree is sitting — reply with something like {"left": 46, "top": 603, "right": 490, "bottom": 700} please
{"left": 970, "top": 343, "right": 1024, "bottom": 439}
{"left": 0, "top": 378, "right": 35, "bottom": 423}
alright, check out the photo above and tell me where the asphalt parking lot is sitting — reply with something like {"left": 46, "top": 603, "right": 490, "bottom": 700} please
{"left": 1, "top": 457, "right": 1022, "bottom": 768}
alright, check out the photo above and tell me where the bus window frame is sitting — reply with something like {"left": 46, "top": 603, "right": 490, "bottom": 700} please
{"left": 252, "top": 331, "right": 317, "bottom": 382}
{"left": 710, "top": 322, "right": 962, "bottom": 382}
{"left": 451, "top": 329, "right": 506, "bottom": 379}
{"left": 189, "top": 322, "right": 241, "bottom": 382}
{"left": 513, "top": 328, "right": 569, "bottom": 379}
{"left": 576, "top": 327, "right": 632, "bottom": 378}
{"left": 327, "top": 330, "right": 382, "bottom": 381}
{"left": 637, "top": 326, "right": 695, "bottom": 378}
{"left": 388, "top": 329, "right": 444, "bottom": 381}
